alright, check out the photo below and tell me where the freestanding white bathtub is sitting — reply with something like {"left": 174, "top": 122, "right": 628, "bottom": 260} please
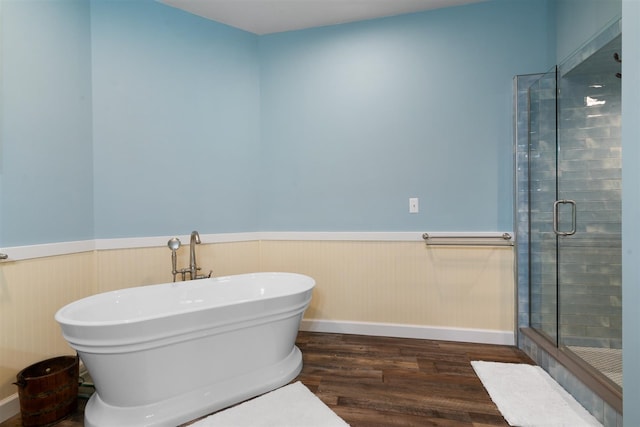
{"left": 55, "top": 272, "right": 315, "bottom": 427}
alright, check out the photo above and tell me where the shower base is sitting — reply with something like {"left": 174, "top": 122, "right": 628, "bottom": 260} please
{"left": 568, "top": 346, "right": 622, "bottom": 388}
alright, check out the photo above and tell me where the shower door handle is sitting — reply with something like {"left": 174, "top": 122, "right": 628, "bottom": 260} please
{"left": 553, "top": 199, "right": 577, "bottom": 236}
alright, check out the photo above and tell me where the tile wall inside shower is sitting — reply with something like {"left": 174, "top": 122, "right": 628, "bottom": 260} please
{"left": 557, "top": 35, "right": 622, "bottom": 351}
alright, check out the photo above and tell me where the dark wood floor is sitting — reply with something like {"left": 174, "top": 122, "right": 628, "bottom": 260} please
{"left": 1, "top": 331, "right": 534, "bottom": 426}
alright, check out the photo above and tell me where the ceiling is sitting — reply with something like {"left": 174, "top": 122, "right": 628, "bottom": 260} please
{"left": 159, "top": 0, "right": 487, "bottom": 35}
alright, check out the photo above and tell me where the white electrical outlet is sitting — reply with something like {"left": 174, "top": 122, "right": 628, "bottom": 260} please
{"left": 409, "top": 197, "right": 419, "bottom": 213}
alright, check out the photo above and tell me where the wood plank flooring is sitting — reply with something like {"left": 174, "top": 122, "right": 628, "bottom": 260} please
{"left": 294, "top": 332, "right": 533, "bottom": 426}
{"left": 1, "top": 332, "right": 534, "bottom": 426}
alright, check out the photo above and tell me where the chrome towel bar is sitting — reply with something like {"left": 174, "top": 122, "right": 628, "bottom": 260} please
{"left": 422, "top": 232, "right": 514, "bottom": 247}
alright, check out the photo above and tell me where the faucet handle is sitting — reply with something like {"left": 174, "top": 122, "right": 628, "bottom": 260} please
{"left": 195, "top": 270, "right": 213, "bottom": 280}
{"left": 168, "top": 238, "right": 181, "bottom": 251}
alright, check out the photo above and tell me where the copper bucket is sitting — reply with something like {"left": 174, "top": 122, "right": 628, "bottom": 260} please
{"left": 14, "top": 355, "right": 79, "bottom": 426}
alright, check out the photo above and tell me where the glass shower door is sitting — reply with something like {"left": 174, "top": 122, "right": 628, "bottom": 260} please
{"left": 528, "top": 66, "right": 558, "bottom": 345}
{"left": 528, "top": 35, "right": 623, "bottom": 390}
{"left": 556, "top": 36, "right": 622, "bottom": 389}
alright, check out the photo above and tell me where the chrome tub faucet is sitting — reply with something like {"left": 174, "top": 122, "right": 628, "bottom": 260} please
{"left": 167, "top": 231, "right": 213, "bottom": 282}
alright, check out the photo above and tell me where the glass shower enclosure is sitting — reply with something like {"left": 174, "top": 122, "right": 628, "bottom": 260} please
{"left": 527, "top": 34, "right": 622, "bottom": 390}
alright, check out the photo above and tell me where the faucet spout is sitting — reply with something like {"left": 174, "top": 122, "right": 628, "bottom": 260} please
{"left": 189, "top": 231, "right": 201, "bottom": 280}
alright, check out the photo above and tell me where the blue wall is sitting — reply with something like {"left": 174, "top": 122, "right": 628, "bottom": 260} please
{"left": 259, "top": 0, "right": 554, "bottom": 231}
{"left": 0, "top": 0, "right": 554, "bottom": 244}
{"left": 0, "top": 0, "right": 93, "bottom": 246}
{"left": 91, "top": 0, "right": 261, "bottom": 238}
{"left": 622, "top": 1, "right": 640, "bottom": 425}
{"left": 556, "top": 0, "right": 622, "bottom": 63}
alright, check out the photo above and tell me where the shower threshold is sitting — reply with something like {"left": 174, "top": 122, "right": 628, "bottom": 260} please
{"left": 567, "top": 346, "right": 622, "bottom": 389}
{"left": 520, "top": 328, "right": 622, "bottom": 415}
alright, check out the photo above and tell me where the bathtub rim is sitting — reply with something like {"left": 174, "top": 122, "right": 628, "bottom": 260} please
{"left": 55, "top": 271, "right": 315, "bottom": 328}
{"left": 63, "top": 294, "right": 312, "bottom": 353}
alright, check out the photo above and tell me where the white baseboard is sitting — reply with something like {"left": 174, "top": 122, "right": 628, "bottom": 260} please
{"left": 299, "top": 319, "right": 515, "bottom": 346}
{"left": 0, "top": 393, "right": 19, "bottom": 423}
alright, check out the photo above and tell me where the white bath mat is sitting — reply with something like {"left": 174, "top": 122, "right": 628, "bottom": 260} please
{"left": 191, "top": 381, "right": 350, "bottom": 427}
{"left": 471, "top": 361, "right": 602, "bottom": 427}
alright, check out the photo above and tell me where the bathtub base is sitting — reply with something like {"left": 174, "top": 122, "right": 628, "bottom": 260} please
{"left": 84, "top": 346, "right": 303, "bottom": 427}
